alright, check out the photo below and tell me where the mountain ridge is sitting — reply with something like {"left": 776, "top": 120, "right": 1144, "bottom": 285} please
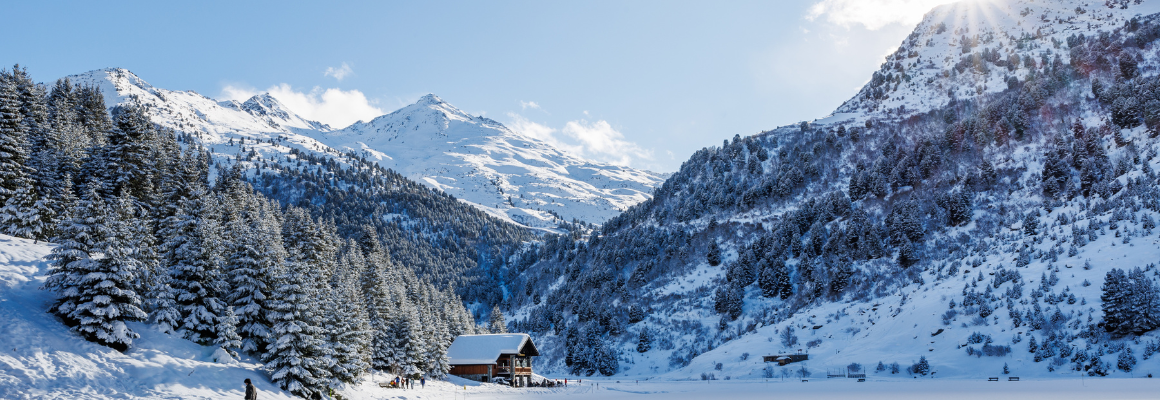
{"left": 61, "top": 68, "right": 666, "bottom": 228}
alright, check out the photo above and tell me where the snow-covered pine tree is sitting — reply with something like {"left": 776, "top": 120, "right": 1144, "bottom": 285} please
{"left": 395, "top": 284, "right": 427, "bottom": 376}
{"left": 74, "top": 84, "right": 112, "bottom": 148}
{"left": 0, "top": 70, "right": 39, "bottom": 240}
{"left": 1117, "top": 346, "right": 1136, "bottom": 372}
{"left": 265, "top": 259, "right": 330, "bottom": 397}
{"left": 913, "top": 356, "right": 930, "bottom": 375}
{"left": 359, "top": 232, "right": 399, "bottom": 372}
{"left": 706, "top": 241, "right": 722, "bottom": 266}
{"left": 637, "top": 325, "right": 652, "bottom": 353}
{"left": 166, "top": 182, "right": 233, "bottom": 346}
{"left": 43, "top": 180, "right": 105, "bottom": 328}
{"left": 326, "top": 243, "right": 372, "bottom": 384}
{"left": 45, "top": 185, "right": 149, "bottom": 351}
{"left": 1126, "top": 267, "right": 1160, "bottom": 335}
{"left": 223, "top": 186, "right": 281, "bottom": 356}
{"left": 100, "top": 105, "right": 158, "bottom": 204}
{"left": 489, "top": 305, "right": 507, "bottom": 333}
{"left": 215, "top": 305, "right": 243, "bottom": 358}
{"left": 1100, "top": 268, "right": 1130, "bottom": 335}
{"left": 421, "top": 293, "right": 452, "bottom": 377}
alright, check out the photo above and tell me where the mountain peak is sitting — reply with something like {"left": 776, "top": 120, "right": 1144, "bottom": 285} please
{"left": 417, "top": 93, "right": 445, "bottom": 105}
{"left": 241, "top": 93, "right": 291, "bottom": 119}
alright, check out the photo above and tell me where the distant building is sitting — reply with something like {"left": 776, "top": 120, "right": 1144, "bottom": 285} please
{"left": 762, "top": 353, "right": 809, "bottom": 366}
{"left": 447, "top": 333, "right": 539, "bottom": 386}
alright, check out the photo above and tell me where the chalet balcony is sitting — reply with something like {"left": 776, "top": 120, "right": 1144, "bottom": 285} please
{"left": 497, "top": 366, "right": 532, "bottom": 375}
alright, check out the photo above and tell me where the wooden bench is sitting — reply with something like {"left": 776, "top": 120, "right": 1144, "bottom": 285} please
{"left": 801, "top": 379, "right": 808, "bottom": 382}
{"left": 1008, "top": 377, "right": 1019, "bottom": 381}
{"left": 857, "top": 378, "right": 866, "bottom": 382}
{"left": 987, "top": 377, "right": 999, "bottom": 381}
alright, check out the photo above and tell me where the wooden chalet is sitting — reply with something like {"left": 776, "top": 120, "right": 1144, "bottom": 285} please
{"left": 762, "top": 353, "right": 808, "bottom": 366}
{"left": 446, "top": 333, "right": 539, "bottom": 387}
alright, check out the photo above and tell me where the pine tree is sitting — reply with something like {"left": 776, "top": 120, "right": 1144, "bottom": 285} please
{"left": 360, "top": 235, "right": 398, "bottom": 372}
{"left": 1126, "top": 267, "right": 1160, "bottom": 335}
{"left": 214, "top": 306, "right": 243, "bottom": 358}
{"left": 224, "top": 193, "right": 281, "bottom": 356}
{"left": 636, "top": 326, "right": 652, "bottom": 353}
{"left": 166, "top": 184, "right": 232, "bottom": 346}
{"left": 44, "top": 185, "right": 147, "bottom": 351}
{"left": 489, "top": 305, "right": 507, "bottom": 333}
{"left": 912, "top": 356, "right": 930, "bottom": 375}
{"left": 266, "top": 260, "right": 330, "bottom": 398}
{"left": 707, "top": 241, "right": 722, "bottom": 266}
{"left": 1117, "top": 347, "right": 1136, "bottom": 372}
{"left": 0, "top": 72, "right": 38, "bottom": 240}
{"left": 326, "top": 245, "right": 372, "bottom": 384}
{"left": 43, "top": 181, "right": 104, "bottom": 328}
{"left": 99, "top": 105, "right": 158, "bottom": 203}
{"left": 1101, "top": 268, "right": 1130, "bottom": 335}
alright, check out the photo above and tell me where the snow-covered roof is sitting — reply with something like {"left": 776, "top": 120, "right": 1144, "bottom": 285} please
{"left": 446, "top": 334, "right": 539, "bottom": 365}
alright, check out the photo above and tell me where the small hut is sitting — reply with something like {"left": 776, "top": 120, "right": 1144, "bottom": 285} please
{"left": 446, "top": 333, "right": 539, "bottom": 387}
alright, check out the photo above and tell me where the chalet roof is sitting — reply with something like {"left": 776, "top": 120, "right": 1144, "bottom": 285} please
{"left": 446, "top": 333, "right": 539, "bottom": 365}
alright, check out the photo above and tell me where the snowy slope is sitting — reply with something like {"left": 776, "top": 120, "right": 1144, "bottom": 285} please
{"left": 506, "top": 0, "right": 1160, "bottom": 384}
{"left": 62, "top": 69, "right": 666, "bottom": 228}
{"left": 836, "top": 0, "right": 1160, "bottom": 119}
{"left": 0, "top": 234, "right": 566, "bottom": 399}
{"left": 320, "top": 94, "right": 668, "bottom": 227}
{"left": 0, "top": 234, "right": 298, "bottom": 399}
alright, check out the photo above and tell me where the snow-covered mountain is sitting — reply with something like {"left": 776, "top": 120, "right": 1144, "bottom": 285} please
{"left": 836, "top": 0, "right": 1160, "bottom": 119}
{"left": 504, "top": 0, "right": 1160, "bottom": 382}
{"left": 319, "top": 94, "right": 668, "bottom": 227}
{"left": 64, "top": 68, "right": 666, "bottom": 228}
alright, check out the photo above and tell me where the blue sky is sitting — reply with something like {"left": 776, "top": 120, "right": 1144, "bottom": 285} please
{"left": 2, "top": 0, "right": 957, "bottom": 172}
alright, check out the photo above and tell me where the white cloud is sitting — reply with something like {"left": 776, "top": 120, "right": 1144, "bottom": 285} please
{"left": 506, "top": 113, "right": 579, "bottom": 154}
{"left": 267, "top": 84, "right": 382, "bottom": 127}
{"left": 806, "top": 0, "right": 957, "bottom": 30}
{"left": 219, "top": 84, "right": 259, "bottom": 102}
{"left": 506, "top": 113, "right": 653, "bottom": 168}
{"left": 520, "top": 100, "right": 541, "bottom": 110}
{"left": 562, "top": 120, "right": 652, "bottom": 166}
{"left": 219, "top": 83, "right": 384, "bottom": 128}
{"left": 324, "top": 62, "right": 354, "bottom": 81}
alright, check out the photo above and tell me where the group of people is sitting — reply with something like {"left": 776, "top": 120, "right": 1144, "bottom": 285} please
{"left": 389, "top": 376, "right": 425, "bottom": 389}
{"left": 243, "top": 375, "right": 428, "bottom": 400}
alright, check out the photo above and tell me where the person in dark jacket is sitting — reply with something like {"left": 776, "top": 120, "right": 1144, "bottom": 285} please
{"left": 244, "top": 378, "right": 257, "bottom": 400}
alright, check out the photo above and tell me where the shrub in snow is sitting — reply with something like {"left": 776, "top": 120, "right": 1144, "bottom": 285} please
{"left": 1118, "top": 347, "right": 1137, "bottom": 372}
{"left": 1087, "top": 357, "right": 1109, "bottom": 376}
{"left": 912, "top": 356, "right": 930, "bottom": 376}
{"left": 780, "top": 326, "right": 798, "bottom": 348}
{"left": 967, "top": 332, "right": 991, "bottom": 344}
{"left": 637, "top": 326, "right": 652, "bottom": 353}
{"left": 706, "top": 242, "right": 721, "bottom": 266}
{"left": 796, "top": 365, "right": 811, "bottom": 378}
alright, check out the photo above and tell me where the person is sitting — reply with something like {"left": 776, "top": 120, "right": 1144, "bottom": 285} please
{"left": 244, "top": 378, "right": 257, "bottom": 400}
{"left": 421, "top": 377, "right": 425, "bottom": 388}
